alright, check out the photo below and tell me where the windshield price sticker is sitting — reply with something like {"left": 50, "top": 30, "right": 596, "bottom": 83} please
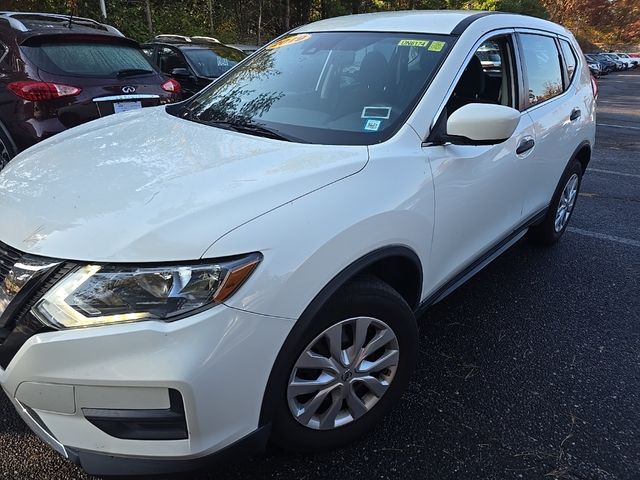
{"left": 398, "top": 39, "right": 430, "bottom": 48}
{"left": 267, "top": 34, "right": 312, "bottom": 50}
{"left": 428, "top": 41, "right": 446, "bottom": 52}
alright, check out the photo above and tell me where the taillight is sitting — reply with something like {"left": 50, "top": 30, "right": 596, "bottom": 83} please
{"left": 161, "top": 78, "right": 181, "bottom": 94}
{"left": 590, "top": 75, "right": 598, "bottom": 100}
{"left": 8, "top": 81, "right": 81, "bottom": 101}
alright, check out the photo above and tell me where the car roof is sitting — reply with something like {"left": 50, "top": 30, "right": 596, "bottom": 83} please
{"left": 0, "top": 11, "right": 123, "bottom": 37}
{"left": 293, "top": 10, "right": 568, "bottom": 36}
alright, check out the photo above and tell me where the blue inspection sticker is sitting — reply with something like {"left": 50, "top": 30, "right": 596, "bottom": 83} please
{"left": 363, "top": 119, "right": 382, "bottom": 132}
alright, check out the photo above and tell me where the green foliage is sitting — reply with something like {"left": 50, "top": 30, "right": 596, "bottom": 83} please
{"left": 3, "top": 0, "right": 638, "bottom": 48}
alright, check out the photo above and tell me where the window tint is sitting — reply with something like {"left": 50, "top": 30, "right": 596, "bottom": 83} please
{"left": 21, "top": 42, "right": 153, "bottom": 77}
{"left": 519, "top": 34, "right": 563, "bottom": 107}
{"left": 560, "top": 40, "right": 578, "bottom": 84}
{"left": 158, "top": 47, "right": 188, "bottom": 74}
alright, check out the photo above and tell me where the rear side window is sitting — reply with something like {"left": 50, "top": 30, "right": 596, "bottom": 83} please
{"left": 519, "top": 34, "right": 563, "bottom": 107}
{"left": 559, "top": 40, "right": 578, "bottom": 84}
{"left": 157, "top": 47, "right": 188, "bottom": 74}
{"left": 182, "top": 46, "right": 246, "bottom": 78}
{"left": 21, "top": 42, "right": 154, "bottom": 77}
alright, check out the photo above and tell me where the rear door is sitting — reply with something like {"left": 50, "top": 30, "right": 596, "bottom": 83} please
{"left": 20, "top": 35, "right": 170, "bottom": 129}
{"left": 516, "top": 32, "right": 584, "bottom": 217}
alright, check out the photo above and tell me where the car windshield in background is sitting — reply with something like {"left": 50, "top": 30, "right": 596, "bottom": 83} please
{"left": 182, "top": 45, "right": 246, "bottom": 78}
{"left": 172, "top": 32, "right": 451, "bottom": 145}
{"left": 21, "top": 42, "right": 154, "bottom": 77}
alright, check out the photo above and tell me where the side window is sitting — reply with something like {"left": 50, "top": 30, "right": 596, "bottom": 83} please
{"left": 141, "top": 47, "right": 154, "bottom": 60}
{"left": 157, "top": 47, "right": 188, "bottom": 75}
{"left": 559, "top": 39, "right": 578, "bottom": 85}
{"left": 446, "top": 35, "right": 517, "bottom": 114}
{"left": 519, "top": 34, "right": 563, "bottom": 107}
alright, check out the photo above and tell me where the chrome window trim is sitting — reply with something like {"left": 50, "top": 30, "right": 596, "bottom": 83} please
{"left": 93, "top": 94, "right": 160, "bottom": 102}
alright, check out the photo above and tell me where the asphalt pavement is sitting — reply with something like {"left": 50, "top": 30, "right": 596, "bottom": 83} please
{"left": 1, "top": 69, "right": 638, "bottom": 480}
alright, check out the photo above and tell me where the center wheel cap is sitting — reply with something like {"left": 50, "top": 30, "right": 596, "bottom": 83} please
{"left": 341, "top": 369, "right": 353, "bottom": 382}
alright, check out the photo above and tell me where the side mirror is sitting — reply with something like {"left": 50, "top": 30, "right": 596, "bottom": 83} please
{"left": 170, "top": 67, "right": 192, "bottom": 79}
{"left": 445, "top": 103, "right": 521, "bottom": 145}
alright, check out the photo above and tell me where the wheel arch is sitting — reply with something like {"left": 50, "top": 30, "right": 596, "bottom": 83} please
{"left": 258, "top": 245, "right": 422, "bottom": 428}
{"left": 572, "top": 140, "right": 591, "bottom": 173}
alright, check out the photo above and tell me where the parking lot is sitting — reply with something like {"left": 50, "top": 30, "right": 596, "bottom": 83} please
{"left": 1, "top": 69, "right": 638, "bottom": 480}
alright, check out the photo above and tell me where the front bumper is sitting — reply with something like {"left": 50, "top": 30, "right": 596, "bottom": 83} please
{"left": 0, "top": 305, "right": 294, "bottom": 474}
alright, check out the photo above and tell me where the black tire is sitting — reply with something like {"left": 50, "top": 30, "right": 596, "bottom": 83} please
{"left": 528, "top": 159, "right": 583, "bottom": 245}
{"left": 0, "top": 128, "right": 16, "bottom": 171}
{"left": 271, "top": 275, "right": 418, "bottom": 452}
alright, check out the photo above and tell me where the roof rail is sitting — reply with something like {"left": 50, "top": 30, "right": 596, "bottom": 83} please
{"left": 0, "top": 11, "right": 123, "bottom": 36}
{"left": 192, "top": 35, "right": 220, "bottom": 43}
{"left": 153, "top": 34, "right": 192, "bottom": 42}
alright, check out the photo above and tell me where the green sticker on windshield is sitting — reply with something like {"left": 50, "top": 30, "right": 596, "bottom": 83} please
{"left": 398, "top": 39, "right": 430, "bottom": 48}
{"left": 428, "top": 41, "right": 446, "bottom": 52}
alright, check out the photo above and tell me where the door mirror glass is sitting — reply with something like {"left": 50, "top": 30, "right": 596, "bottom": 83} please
{"left": 446, "top": 103, "right": 520, "bottom": 144}
{"left": 170, "top": 67, "right": 192, "bottom": 79}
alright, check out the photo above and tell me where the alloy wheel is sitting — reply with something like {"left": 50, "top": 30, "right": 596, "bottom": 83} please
{"left": 554, "top": 173, "right": 579, "bottom": 232}
{"left": 287, "top": 316, "right": 400, "bottom": 430}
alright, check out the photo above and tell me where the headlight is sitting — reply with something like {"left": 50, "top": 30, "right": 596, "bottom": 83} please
{"left": 32, "top": 253, "right": 261, "bottom": 329}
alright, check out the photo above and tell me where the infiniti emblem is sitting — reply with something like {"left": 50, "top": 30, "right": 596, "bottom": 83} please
{"left": 121, "top": 86, "right": 136, "bottom": 93}
{"left": 341, "top": 370, "right": 353, "bottom": 382}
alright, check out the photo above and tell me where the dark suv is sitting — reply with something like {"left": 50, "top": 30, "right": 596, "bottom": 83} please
{"left": 0, "top": 12, "right": 182, "bottom": 168}
{"left": 142, "top": 35, "right": 246, "bottom": 97}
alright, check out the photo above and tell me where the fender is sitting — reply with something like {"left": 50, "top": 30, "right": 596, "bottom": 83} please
{"left": 258, "top": 245, "right": 422, "bottom": 427}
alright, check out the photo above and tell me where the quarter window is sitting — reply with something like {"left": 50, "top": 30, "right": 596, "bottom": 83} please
{"left": 519, "top": 34, "right": 563, "bottom": 107}
{"left": 158, "top": 47, "right": 188, "bottom": 75}
{"left": 559, "top": 39, "right": 578, "bottom": 84}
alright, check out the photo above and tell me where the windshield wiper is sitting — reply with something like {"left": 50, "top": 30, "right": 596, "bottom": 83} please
{"left": 207, "top": 120, "right": 293, "bottom": 142}
{"left": 116, "top": 68, "right": 154, "bottom": 78}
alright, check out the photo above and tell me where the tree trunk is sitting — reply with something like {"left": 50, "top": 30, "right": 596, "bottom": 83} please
{"left": 208, "top": 0, "right": 215, "bottom": 36}
{"left": 285, "top": 0, "right": 290, "bottom": 30}
{"left": 144, "top": 0, "right": 153, "bottom": 35}
{"left": 257, "top": 0, "right": 263, "bottom": 45}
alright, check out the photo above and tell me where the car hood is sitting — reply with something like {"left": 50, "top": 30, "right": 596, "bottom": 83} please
{"left": 0, "top": 107, "right": 368, "bottom": 262}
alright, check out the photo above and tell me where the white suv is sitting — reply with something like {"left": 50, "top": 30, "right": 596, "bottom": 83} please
{"left": 0, "top": 11, "right": 596, "bottom": 476}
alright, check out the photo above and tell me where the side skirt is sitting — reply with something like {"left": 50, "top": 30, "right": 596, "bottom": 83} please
{"left": 415, "top": 206, "right": 548, "bottom": 316}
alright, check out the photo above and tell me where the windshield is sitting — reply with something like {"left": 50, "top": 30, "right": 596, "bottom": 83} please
{"left": 171, "top": 32, "right": 451, "bottom": 145}
{"left": 182, "top": 45, "right": 246, "bottom": 78}
{"left": 21, "top": 41, "right": 154, "bottom": 78}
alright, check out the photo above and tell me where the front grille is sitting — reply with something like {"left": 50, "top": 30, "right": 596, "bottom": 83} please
{"left": 0, "top": 242, "right": 70, "bottom": 369}
{"left": 0, "top": 242, "right": 21, "bottom": 281}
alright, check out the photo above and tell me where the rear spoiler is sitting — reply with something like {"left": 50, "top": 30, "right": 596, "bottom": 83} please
{"left": 20, "top": 32, "right": 140, "bottom": 48}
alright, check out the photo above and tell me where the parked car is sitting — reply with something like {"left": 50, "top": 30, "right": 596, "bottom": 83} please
{"left": 587, "top": 60, "right": 601, "bottom": 78}
{"left": 613, "top": 52, "right": 637, "bottom": 68}
{"left": 585, "top": 54, "right": 611, "bottom": 75}
{"left": 602, "top": 53, "right": 626, "bottom": 70}
{"left": 230, "top": 43, "right": 260, "bottom": 55}
{"left": 585, "top": 53, "right": 617, "bottom": 75}
{"left": 0, "top": 11, "right": 181, "bottom": 168}
{"left": 143, "top": 35, "right": 247, "bottom": 97}
{"left": 0, "top": 11, "right": 596, "bottom": 476}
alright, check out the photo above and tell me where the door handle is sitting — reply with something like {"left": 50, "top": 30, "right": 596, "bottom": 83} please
{"left": 516, "top": 138, "right": 535, "bottom": 155}
{"left": 570, "top": 108, "right": 581, "bottom": 121}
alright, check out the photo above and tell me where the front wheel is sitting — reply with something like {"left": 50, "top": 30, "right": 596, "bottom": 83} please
{"left": 271, "top": 276, "right": 418, "bottom": 451}
{"left": 528, "top": 159, "right": 583, "bottom": 245}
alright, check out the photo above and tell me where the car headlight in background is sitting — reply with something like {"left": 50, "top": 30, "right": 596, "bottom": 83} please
{"left": 32, "top": 253, "right": 261, "bottom": 329}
